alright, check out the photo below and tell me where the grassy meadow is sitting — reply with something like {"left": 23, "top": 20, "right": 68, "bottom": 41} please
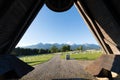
{"left": 61, "top": 50, "right": 103, "bottom": 60}
{"left": 19, "top": 50, "right": 103, "bottom": 66}
{"left": 19, "top": 54, "right": 54, "bottom": 66}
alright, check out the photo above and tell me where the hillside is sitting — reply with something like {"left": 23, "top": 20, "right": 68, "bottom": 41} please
{"left": 22, "top": 43, "right": 101, "bottom": 50}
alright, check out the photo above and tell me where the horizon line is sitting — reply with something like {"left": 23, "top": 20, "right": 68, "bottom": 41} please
{"left": 16, "top": 42, "right": 99, "bottom": 47}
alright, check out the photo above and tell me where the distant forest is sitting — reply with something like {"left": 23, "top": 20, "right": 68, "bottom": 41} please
{"left": 11, "top": 45, "right": 83, "bottom": 56}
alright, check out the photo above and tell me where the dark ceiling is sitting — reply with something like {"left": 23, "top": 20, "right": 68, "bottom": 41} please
{"left": 0, "top": 0, "right": 120, "bottom": 54}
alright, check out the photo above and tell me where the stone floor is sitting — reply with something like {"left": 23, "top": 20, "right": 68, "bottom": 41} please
{"left": 20, "top": 55, "right": 96, "bottom": 80}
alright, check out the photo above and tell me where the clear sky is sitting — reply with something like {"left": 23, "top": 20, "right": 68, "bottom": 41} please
{"left": 17, "top": 5, "right": 98, "bottom": 47}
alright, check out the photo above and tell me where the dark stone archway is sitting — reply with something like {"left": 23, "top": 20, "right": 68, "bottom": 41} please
{"left": 0, "top": 0, "right": 120, "bottom": 79}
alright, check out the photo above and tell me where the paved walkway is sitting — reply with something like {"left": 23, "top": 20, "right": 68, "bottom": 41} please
{"left": 20, "top": 55, "right": 96, "bottom": 80}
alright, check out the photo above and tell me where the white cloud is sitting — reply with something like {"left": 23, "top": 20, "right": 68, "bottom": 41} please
{"left": 65, "top": 41, "right": 74, "bottom": 45}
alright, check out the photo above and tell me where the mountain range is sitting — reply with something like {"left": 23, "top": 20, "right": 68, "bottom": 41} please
{"left": 22, "top": 43, "right": 101, "bottom": 50}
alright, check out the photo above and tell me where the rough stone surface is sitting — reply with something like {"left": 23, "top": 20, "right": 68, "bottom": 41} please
{"left": 20, "top": 55, "right": 96, "bottom": 80}
{"left": 86, "top": 54, "right": 120, "bottom": 76}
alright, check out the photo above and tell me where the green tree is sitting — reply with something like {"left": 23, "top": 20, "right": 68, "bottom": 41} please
{"left": 76, "top": 45, "right": 83, "bottom": 52}
{"left": 50, "top": 45, "right": 58, "bottom": 53}
{"left": 61, "top": 45, "right": 71, "bottom": 52}
{"left": 39, "top": 49, "right": 50, "bottom": 54}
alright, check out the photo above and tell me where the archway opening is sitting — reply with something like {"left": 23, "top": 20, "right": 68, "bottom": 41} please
{"left": 11, "top": 4, "right": 103, "bottom": 79}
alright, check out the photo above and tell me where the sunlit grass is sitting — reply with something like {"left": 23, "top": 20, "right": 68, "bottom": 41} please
{"left": 61, "top": 50, "right": 103, "bottom": 60}
{"left": 19, "top": 50, "right": 102, "bottom": 66}
{"left": 19, "top": 54, "right": 54, "bottom": 66}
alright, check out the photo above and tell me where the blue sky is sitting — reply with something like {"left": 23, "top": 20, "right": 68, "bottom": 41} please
{"left": 17, "top": 5, "right": 98, "bottom": 47}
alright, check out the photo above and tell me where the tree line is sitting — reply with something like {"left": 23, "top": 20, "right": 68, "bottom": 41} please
{"left": 11, "top": 45, "right": 83, "bottom": 56}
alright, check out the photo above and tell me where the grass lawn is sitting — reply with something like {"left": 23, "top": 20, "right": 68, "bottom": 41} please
{"left": 19, "top": 54, "right": 54, "bottom": 66}
{"left": 61, "top": 50, "right": 103, "bottom": 60}
{"left": 19, "top": 50, "right": 102, "bottom": 66}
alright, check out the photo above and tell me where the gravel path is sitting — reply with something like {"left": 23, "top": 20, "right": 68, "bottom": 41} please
{"left": 20, "top": 55, "right": 96, "bottom": 80}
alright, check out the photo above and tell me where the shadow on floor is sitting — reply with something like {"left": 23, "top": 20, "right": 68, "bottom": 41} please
{"left": 52, "top": 78, "right": 89, "bottom": 80}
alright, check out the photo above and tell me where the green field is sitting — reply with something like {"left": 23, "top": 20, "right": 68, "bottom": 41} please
{"left": 19, "top": 50, "right": 103, "bottom": 66}
{"left": 61, "top": 50, "right": 103, "bottom": 60}
{"left": 19, "top": 54, "right": 54, "bottom": 66}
